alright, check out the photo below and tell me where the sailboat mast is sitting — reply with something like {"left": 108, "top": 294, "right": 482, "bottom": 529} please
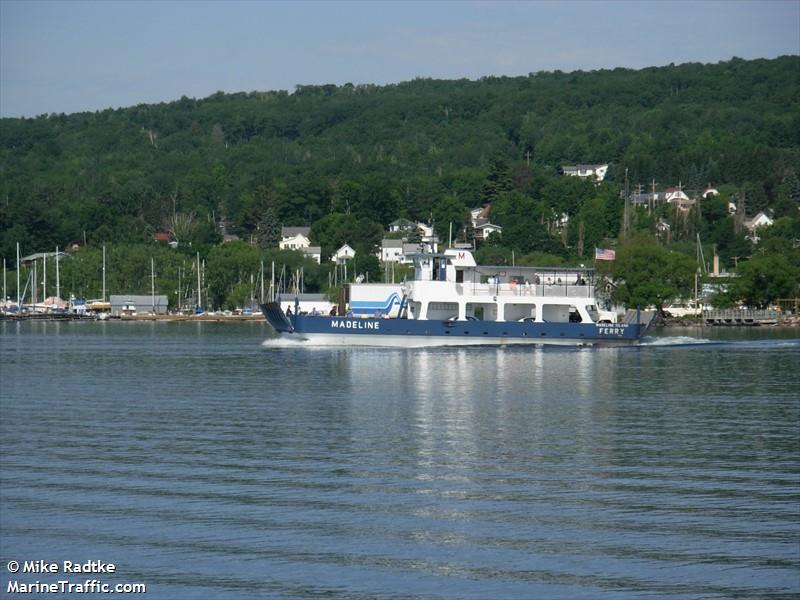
{"left": 151, "top": 256, "right": 155, "bottom": 312}
{"left": 196, "top": 252, "right": 201, "bottom": 311}
{"left": 102, "top": 245, "right": 106, "bottom": 301}
{"left": 55, "top": 247, "right": 60, "bottom": 301}
{"left": 16, "top": 243, "right": 20, "bottom": 307}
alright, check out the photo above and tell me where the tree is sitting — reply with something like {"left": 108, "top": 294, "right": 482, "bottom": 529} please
{"left": 168, "top": 212, "right": 197, "bottom": 246}
{"left": 311, "top": 213, "right": 383, "bottom": 260}
{"left": 257, "top": 205, "right": 281, "bottom": 250}
{"left": 352, "top": 253, "right": 381, "bottom": 283}
{"left": 480, "top": 157, "right": 513, "bottom": 205}
{"left": 432, "top": 192, "right": 467, "bottom": 244}
{"left": 728, "top": 253, "right": 798, "bottom": 308}
{"left": 611, "top": 233, "right": 696, "bottom": 313}
{"left": 205, "top": 241, "right": 260, "bottom": 309}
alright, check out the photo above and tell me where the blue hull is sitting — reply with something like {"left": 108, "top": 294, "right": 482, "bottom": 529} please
{"left": 260, "top": 303, "right": 649, "bottom": 346}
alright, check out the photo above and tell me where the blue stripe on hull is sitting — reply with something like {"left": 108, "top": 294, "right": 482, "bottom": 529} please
{"left": 261, "top": 308, "right": 647, "bottom": 344}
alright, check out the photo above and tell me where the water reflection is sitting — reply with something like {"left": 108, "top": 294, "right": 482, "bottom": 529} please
{"left": 2, "top": 323, "right": 798, "bottom": 599}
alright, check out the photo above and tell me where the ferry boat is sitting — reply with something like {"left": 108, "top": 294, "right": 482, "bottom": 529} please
{"left": 260, "top": 248, "right": 653, "bottom": 347}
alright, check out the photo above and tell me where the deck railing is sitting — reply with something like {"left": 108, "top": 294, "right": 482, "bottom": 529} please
{"left": 456, "top": 283, "right": 594, "bottom": 299}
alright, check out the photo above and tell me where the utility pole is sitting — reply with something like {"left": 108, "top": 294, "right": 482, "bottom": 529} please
{"left": 651, "top": 179, "right": 657, "bottom": 214}
{"left": 734, "top": 192, "right": 746, "bottom": 234}
{"left": 622, "top": 168, "right": 631, "bottom": 240}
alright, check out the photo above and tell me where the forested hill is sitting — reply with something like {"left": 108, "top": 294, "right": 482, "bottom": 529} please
{"left": 1, "top": 55, "right": 799, "bottom": 264}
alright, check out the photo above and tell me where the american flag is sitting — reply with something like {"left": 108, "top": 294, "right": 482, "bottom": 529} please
{"left": 594, "top": 248, "right": 616, "bottom": 261}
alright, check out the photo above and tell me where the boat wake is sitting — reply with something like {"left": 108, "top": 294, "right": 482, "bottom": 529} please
{"left": 639, "top": 336, "right": 715, "bottom": 347}
{"left": 261, "top": 337, "right": 313, "bottom": 348}
{"left": 637, "top": 336, "right": 800, "bottom": 350}
{"left": 260, "top": 334, "right": 799, "bottom": 351}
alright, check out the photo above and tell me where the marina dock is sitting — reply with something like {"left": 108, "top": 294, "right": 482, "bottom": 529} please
{"left": 704, "top": 309, "right": 779, "bottom": 326}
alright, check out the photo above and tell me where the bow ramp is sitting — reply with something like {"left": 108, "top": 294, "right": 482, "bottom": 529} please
{"left": 623, "top": 309, "right": 656, "bottom": 328}
{"left": 260, "top": 302, "right": 294, "bottom": 333}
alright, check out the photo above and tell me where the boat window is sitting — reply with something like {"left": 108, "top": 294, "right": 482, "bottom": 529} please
{"left": 427, "top": 302, "right": 458, "bottom": 320}
{"left": 586, "top": 305, "right": 599, "bottom": 322}
{"left": 569, "top": 306, "right": 583, "bottom": 323}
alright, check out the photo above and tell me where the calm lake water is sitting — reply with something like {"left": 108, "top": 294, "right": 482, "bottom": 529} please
{"left": 1, "top": 321, "right": 798, "bottom": 599}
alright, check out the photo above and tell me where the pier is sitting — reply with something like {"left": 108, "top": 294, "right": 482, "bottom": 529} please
{"left": 704, "top": 309, "right": 779, "bottom": 326}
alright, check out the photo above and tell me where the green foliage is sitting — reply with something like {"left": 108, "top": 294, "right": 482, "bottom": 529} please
{"left": 351, "top": 253, "right": 382, "bottom": 283}
{"left": 728, "top": 253, "right": 799, "bottom": 308}
{"left": 310, "top": 213, "right": 383, "bottom": 260}
{"left": 2, "top": 56, "right": 798, "bottom": 299}
{"left": 55, "top": 244, "right": 194, "bottom": 307}
{"left": 432, "top": 192, "right": 469, "bottom": 239}
{"left": 474, "top": 242, "right": 512, "bottom": 265}
{"left": 205, "top": 241, "right": 260, "bottom": 308}
{"left": 519, "top": 252, "right": 567, "bottom": 267}
{"left": 611, "top": 233, "right": 697, "bottom": 311}
{"left": 257, "top": 205, "right": 282, "bottom": 250}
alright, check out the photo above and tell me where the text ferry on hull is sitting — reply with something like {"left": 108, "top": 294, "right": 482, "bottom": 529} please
{"left": 260, "top": 248, "right": 653, "bottom": 347}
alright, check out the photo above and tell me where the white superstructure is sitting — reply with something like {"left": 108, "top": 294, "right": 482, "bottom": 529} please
{"left": 402, "top": 249, "right": 616, "bottom": 325}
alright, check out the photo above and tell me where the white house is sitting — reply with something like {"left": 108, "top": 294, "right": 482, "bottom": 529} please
{"left": 333, "top": 244, "right": 356, "bottom": 264}
{"left": 377, "top": 240, "right": 423, "bottom": 264}
{"left": 417, "top": 222, "right": 434, "bottom": 238}
{"left": 470, "top": 206, "right": 489, "bottom": 226}
{"left": 562, "top": 163, "right": 609, "bottom": 183}
{"left": 279, "top": 226, "right": 312, "bottom": 251}
{"left": 702, "top": 186, "right": 720, "bottom": 198}
{"left": 744, "top": 211, "right": 774, "bottom": 231}
{"left": 743, "top": 211, "right": 774, "bottom": 243}
{"left": 474, "top": 221, "right": 503, "bottom": 240}
{"left": 379, "top": 239, "right": 405, "bottom": 262}
{"left": 659, "top": 186, "right": 694, "bottom": 212}
{"left": 301, "top": 246, "right": 322, "bottom": 264}
{"left": 630, "top": 191, "right": 667, "bottom": 206}
{"left": 388, "top": 218, "right": 416, "bottom": 234}
{"left": 664, "top": 187, "right": 689, "bottom": 202}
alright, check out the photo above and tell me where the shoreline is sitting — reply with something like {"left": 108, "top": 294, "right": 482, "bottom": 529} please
{"left": 661, "top": 318, "right": 799, "bottom": 328}
{"left": 0, "top": 313, "right": 265, "bottom": 323}
{"left": 3, "top": 312, "right": 798, "bottom": 328}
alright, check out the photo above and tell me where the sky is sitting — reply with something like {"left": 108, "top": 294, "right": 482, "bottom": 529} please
{"left": 1, "top": 0, "right": 798, "bottom": 118}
